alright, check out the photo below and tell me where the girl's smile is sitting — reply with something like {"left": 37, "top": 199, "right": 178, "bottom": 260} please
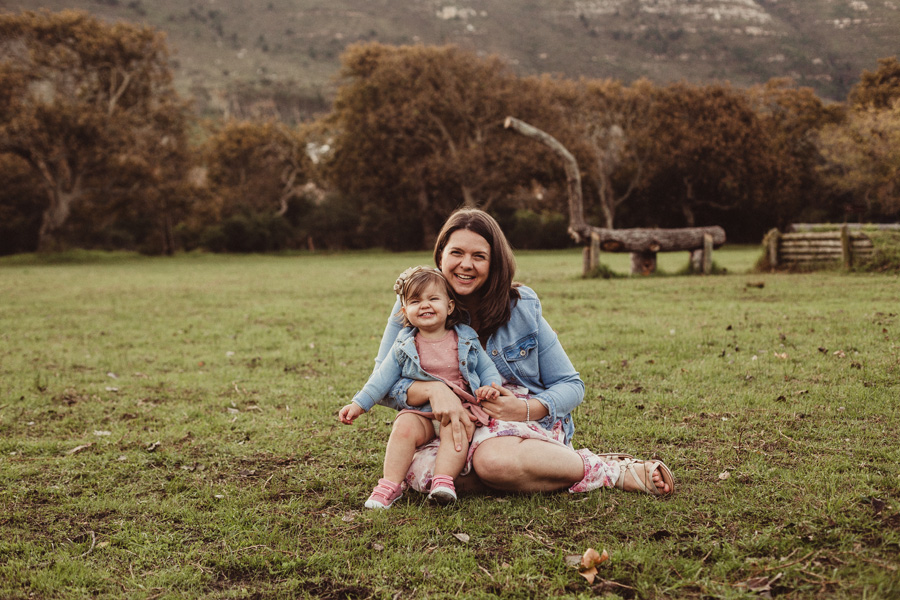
{"left": 402, "top": 281, "right": 455, "bottom": 337}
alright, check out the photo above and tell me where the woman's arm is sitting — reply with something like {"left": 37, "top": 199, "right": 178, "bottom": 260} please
{"left": 374, "top": 297, "right": 404, "bottom": 370}
{"left": 480, "top": 289, "right": 584, "bottom": 425}
{"left": 530, "top": 314, "right": 585, "bottom": 421}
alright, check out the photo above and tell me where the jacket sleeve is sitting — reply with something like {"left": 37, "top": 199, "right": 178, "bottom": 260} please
{"left": 374, "top": 297, "right": 404, "bottom": 370}
{"left": 352, "top": 349, "right": 404, "bottom": 411}
{"left": 472, "top": 343, "right": 503, "bottom": 387}
{"left": 372, "top": 298, "right": 418, "bottom": 410}
{"left": 531, "top": 312, "right": 585, "bottom": 426}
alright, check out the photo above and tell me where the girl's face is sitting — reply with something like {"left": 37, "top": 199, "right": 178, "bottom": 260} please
{"left": 439, "top": 229, "right": 491, "bottom": 298}
{"left": 402, "top": 281, "right": 455, "bottom": 334}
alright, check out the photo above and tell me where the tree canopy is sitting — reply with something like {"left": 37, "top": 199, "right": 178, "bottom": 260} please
{"left": 1, "top": 11, "right": 896, "bottom": 254}
{"left": 0, "top": 10, "right": 188, "bottom": 251}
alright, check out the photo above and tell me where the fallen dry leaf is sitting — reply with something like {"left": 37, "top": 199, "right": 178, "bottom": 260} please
{"left": 66, "top": 443, "right": 94, "bottom": 455}
{"left": 735, "top": 571, "right": 782, "bottom": 597}
{"left": 719, "top": 471, "right": 731, "bottom": 481}
{"left": 452, "top": 533, "right": 470, "bottom": 543}
{"left": 576, "top": 548, "right": 609, "bottom": 583}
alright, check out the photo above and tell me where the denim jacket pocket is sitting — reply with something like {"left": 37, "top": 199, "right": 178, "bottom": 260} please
{"left": 503, "top": 334, "right": 539, "bottom": 380}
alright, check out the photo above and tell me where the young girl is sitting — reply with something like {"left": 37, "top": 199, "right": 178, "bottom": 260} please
{"left": 338, "top": 266, "right": 505, "bottom": 508}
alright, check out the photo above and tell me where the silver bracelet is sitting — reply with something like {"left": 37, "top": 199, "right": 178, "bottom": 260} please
{"left": 521, "top": 397, "right": 530, "bottom": 422}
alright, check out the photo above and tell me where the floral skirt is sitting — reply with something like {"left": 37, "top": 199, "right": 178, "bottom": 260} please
{"left": 404, "top": 386, "right": 571, "bottom": 493}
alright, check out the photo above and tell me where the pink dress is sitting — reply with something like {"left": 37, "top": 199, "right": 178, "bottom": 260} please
{"left": 399, "top": 330, "right": 490, "bottom": 425}
{"left": 404, "top": 384, "right": 571, "bottom": 493}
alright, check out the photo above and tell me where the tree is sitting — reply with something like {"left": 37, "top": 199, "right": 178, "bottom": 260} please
{"left": 817, "top": 100, "right": 900, "bottom": 221}
{"left": 323, "top": 43, "right": 559, "bottom": 249}
{"left": 202, "top": 120, "right": 317, "bottom": 219}
{"left": 0, "top": 10, "right": 189, "bottom": 251}
{"left": 546, "top": 77, "right": 656, "bottom": 229}
{"left": 640, "top": 82, "right": 772, "bottom": 230}
{"left": 848, "top": 57, "right": 900, "bottom": 110}
{"left": 747, "top": 78, "right": 845, "bottom": 229}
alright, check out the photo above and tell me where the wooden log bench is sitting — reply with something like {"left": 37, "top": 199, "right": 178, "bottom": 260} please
{"left": 578, "top": 225, "right": 726, "bottom": 275}
{"left": 503, "top": 115, "right": 726, "bottom": 276}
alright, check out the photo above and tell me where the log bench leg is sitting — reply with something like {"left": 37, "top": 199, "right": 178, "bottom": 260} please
{"left": 631, "top": 251, "right": 657, "bottom": 275}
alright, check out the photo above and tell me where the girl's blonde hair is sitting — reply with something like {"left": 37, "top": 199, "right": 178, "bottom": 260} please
{"left": 394, "top": 266, "right": 463, "bottom": 329}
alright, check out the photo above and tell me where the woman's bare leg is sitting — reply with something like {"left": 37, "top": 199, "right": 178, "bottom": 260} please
{"left": 472, "top": 437, "right": 585, "bottom": 493}
{"left": 472, "top": 437, "right": 671, "bottom": 494}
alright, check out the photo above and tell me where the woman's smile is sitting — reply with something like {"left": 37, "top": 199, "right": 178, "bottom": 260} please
{"left": 440, "top": 229, "right": 490, "bottom": 297}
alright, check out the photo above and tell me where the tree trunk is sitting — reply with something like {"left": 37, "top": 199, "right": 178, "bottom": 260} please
{"left": 504, "top": 116, "right": 587, "bottom": 242}
{"left": 417, "top": 185, "right": 437, "bottom": 249}
{"left": 631, "top": 251, "right": 657, "bottom": 276}
{"left": 461, "top": 184, "right": 476, "bottom": 208}
{"left": 38, "top": 185, "right": 80, "bottom": 251}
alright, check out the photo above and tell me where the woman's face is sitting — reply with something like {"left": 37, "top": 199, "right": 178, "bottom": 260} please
{"left": 439, "top": 229, "right": 491, "bottom": 297}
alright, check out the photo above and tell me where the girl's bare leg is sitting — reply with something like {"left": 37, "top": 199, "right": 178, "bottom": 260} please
{"left": 406, "top": 381, "right": 475, "bottom": 452}
{"left": 383, "top": 413, "right": 435, "bottom": 484}
{"left": 434, "top": 424, "right": 468, "bottom": 480}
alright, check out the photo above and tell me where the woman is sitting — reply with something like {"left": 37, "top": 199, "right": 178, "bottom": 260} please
{"left": 374, "top": 208, "right": 673, "bottom": 496}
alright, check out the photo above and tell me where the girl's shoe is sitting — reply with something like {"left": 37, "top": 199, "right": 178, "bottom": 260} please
{"left": 427, "top": 475, "right": 457, "bottom": 505}
{"left": 365, "top": 478, "right": 403, "bottom": 509}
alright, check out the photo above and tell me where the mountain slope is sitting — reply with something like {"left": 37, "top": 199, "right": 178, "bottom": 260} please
{"left": 5, "top": 0, "right": 899, "bottom": 117}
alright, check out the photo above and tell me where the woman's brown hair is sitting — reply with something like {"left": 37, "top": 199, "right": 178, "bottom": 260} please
{"left": 433, "top": 208, "right": 519, "bottom": 339}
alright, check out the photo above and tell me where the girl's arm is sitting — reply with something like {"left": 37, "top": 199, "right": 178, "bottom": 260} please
{"left": 471, "top": 341, "right": 503, "bottom": 388}
{"left": 373, "top": 298, "right": 419, "bottom": 411}
{"left": 352, "top": 350, "right": 404, "bottom": 411}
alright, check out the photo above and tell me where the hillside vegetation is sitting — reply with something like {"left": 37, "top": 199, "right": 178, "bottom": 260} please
{"left": 7, "top": 0, "right": 900, "bottom": 118}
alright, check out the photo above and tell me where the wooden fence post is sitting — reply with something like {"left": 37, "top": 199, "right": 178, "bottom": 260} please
{"left": 767, "top": 228, "right": 781, "bottom": 268}
{"left": 840, "top": 224, "right": 852, "bottom": 268}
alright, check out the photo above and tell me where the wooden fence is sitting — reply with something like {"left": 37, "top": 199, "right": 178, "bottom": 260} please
{"left": 766, "top": 225, "right": 875, "bottom": 268}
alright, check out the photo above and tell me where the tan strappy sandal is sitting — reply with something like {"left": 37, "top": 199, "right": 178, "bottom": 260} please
{"left": 615, "top": 457, "right": 675, "bottom": 496}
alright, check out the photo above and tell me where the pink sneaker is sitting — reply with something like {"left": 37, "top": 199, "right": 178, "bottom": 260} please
{"left": 427, "top": 475, "right": 458, "bottom": 505}
{"left": 365, "top": 478, "right": 403, "bottom": 509}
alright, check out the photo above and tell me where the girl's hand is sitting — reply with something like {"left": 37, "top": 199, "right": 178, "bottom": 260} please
{"left": 475, "top": 385, "right": 500, "bottom": 401}
{"left": 480, "top": 384, "right": 546, "bottom": 422}
{"left": 408, "top": 381, "right": 475, "bottom": 451}
{"left": 338, "top": 403, "right": 364, "bottom": 424}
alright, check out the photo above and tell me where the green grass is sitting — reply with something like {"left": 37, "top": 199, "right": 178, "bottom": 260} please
{"left": 1, "top": 247, "right": 898, "bottom": 599}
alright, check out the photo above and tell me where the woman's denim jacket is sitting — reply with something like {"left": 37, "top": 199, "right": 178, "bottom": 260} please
{"left": 353, "top": 323, "right": 502, "bottom": 412}
{"left": 374, "top": 286, "right": 585, "bottom": 443}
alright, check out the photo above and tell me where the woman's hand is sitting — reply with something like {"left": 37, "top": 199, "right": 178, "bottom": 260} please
{"left": 480, "top": 384, "right": 548, "bottom": 422}
{"left": 407, "top": 380, "right": 475, "bottom": 452}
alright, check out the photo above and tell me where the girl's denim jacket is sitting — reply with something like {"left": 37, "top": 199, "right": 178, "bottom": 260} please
{"left": 374, "top": 286, "right": 585, "bottom": 444}
{"left": 352, "top": 323, "right": 502, "bottom": 412}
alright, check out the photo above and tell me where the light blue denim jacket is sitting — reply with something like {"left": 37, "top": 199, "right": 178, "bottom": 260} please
{"left": 374, "top": 286, "right": 585, "bottom": 443}
{"left": 353, "top": 323, "right": 502, "bottom": 412}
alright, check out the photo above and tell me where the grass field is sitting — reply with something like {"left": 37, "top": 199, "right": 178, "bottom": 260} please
{"left": 1, "top": 246, "right": 898, "bottom": 599}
